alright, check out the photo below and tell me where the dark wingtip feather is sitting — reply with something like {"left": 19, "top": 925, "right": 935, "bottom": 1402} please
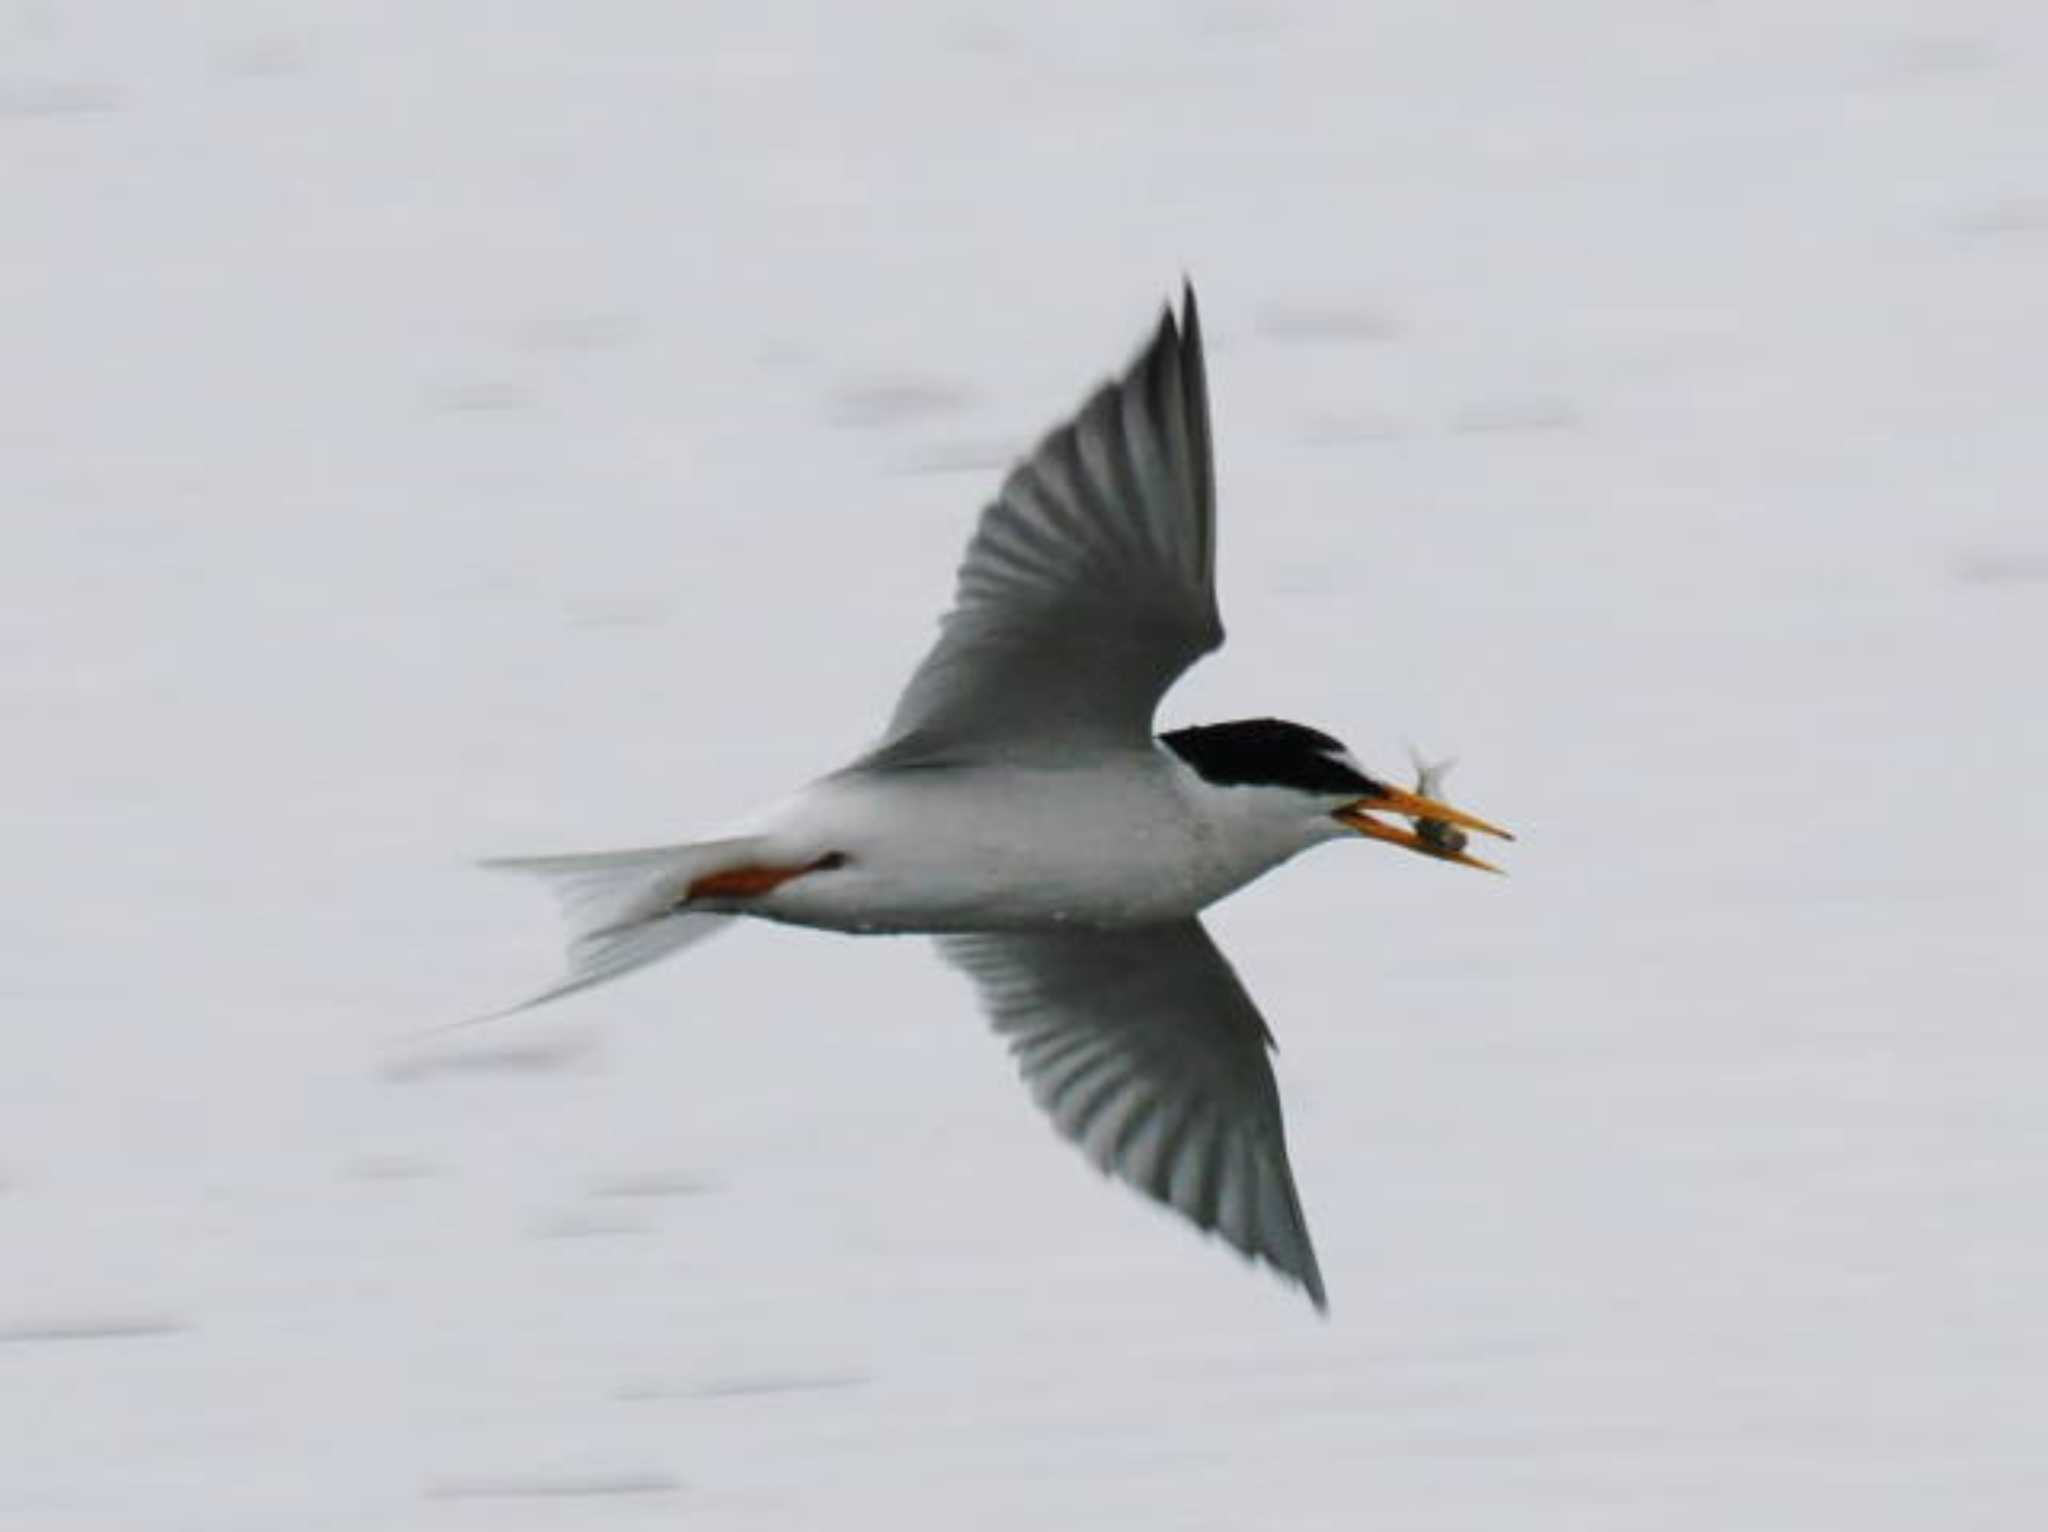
{"left": 1282, "top": 1157, "right": 1329, "bottom": 1313}
{"left": 1151, "top": 305, "right": 1179, "bottom": 367}
{"left": 1143, "top": 277, "right": 1200, "bottom": 376}
{"left": 1174, "top": 281, "right": 1216, "bottom": 583}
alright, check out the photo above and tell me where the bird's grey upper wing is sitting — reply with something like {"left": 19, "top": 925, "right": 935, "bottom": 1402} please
{"left": 936, "top": 919, "right": 1325, "bottom": 1310}
{"left": 866, "top": 287, "right": 1221, "bottom": 766}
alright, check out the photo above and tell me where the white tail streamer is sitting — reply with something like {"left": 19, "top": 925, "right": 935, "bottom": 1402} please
{"left": 468, "top": 838, "right": 763, "bottom": 1018}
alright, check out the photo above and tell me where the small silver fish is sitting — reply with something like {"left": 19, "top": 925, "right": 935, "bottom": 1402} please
{"left": 1408, "top": 750, "right": 1470, "bottom": 858}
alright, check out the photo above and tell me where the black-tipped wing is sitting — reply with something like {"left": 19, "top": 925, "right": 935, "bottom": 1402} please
{"left": 937, "top": 920, "right": 1326, "bottom": 1310}
{"left": 869, "top": 287, "right": 1221, "bottom": 766}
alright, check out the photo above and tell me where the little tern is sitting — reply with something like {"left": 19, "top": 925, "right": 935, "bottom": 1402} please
{"left": 493, "top": 285, "right": 1511, "bottom": 1309}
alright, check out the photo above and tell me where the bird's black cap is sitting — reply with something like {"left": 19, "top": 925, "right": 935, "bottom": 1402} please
{"left": 1160, "top": 718, "right": 1384, "bottom": 797}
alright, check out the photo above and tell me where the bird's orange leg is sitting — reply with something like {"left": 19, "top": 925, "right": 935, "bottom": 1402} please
{"left": 685, "top": 852, "right": 846, "bottom": 901}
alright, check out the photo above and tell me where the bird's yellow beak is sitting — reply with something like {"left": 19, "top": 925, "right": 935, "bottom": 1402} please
{"left": 1333, "top": 787, "right": 1514, "bottom": 875}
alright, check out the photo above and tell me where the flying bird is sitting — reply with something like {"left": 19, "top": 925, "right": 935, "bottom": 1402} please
{"left": 491, "top": 285, "right": 1511, "bottom": 1309}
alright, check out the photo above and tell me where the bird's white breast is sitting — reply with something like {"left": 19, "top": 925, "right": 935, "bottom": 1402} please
{"left": 731, "top": 750, "right": 1325, "bottom": 934}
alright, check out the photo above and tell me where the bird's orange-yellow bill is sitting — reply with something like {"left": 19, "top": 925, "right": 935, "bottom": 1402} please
{"left": 1363, "top": 785, "right": 1514, "bottom": 840}
{"left": 1334, "top": 788, "right": 1513, "bottom": 874}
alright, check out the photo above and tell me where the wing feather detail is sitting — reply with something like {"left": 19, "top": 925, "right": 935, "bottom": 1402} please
{"left": 937, "top": 919, "right": 1326, "bottom": 1310}
{"left": 868, "top": 288, "right": 1221, "bottom": 765}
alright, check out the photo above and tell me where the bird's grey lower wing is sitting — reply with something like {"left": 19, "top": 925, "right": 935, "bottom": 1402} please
{"left": 868, "top": 286, "right": 1221, "bottom": 768}
{"left": 937, "top": 919, "right": 1326, "bottom": 1310}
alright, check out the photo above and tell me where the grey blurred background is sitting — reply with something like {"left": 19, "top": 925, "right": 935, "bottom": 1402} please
{"left": 5, "top": 4, "right": 2044, "bottom": 1527}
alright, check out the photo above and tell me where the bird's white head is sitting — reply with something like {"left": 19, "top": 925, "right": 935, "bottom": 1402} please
{"left": 1159, "top": 719, "right": 1512, "bottom": 872}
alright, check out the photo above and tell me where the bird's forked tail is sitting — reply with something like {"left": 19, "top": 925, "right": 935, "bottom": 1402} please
{"left": 478, "top": 837, "right": 763, "bottom": 1014}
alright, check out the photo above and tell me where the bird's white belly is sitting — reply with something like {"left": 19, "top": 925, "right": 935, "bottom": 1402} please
{"left": 738, "top": 760, "right": 1280, "bottom": 934}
